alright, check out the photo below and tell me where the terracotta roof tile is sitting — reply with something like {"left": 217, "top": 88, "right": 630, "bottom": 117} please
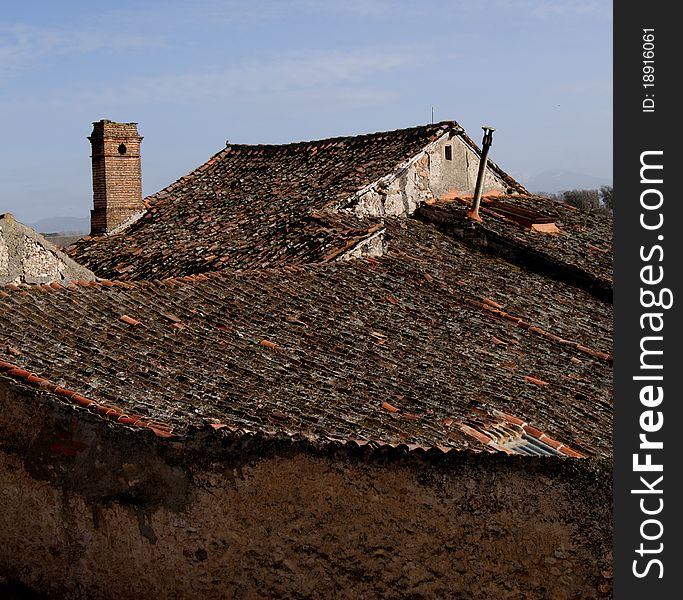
{"left": 0, "top": 219, "right": 612, "bottom": 457}
{"left": 418, "top": 194, "right": 613, "bottom": 301}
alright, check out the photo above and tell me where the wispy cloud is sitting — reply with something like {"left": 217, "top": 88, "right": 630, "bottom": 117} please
{"left": 0, "top": 24, "right": 164, "bottom": 81}
{"left": 80, "top": 46, "right": 425, "bottom": 106}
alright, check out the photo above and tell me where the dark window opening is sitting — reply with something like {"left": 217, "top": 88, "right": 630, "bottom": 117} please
{"left": 118, "top": 143, "right": 127, "bottom": 155}
{"left": 444, "top": 145, "right": 452, "bottom": 160}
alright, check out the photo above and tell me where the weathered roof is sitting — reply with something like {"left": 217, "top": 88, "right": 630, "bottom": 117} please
{"left": 1, "top": 218, "right": 612, "bottom": 458}
{"left": 69, "top": 122, "right": 525, "bottom": 280}
{"left": 418, "top": 194, "right": 613, "bottom": 300}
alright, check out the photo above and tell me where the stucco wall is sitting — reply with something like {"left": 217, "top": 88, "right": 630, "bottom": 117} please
{"left": 349, "top": 134, "right": 509, "bottom": 219}
{"left": 0, "top": 215, "right": 95, "bottom": 285}
{"left": 0, "top": 379, "right": 613, "bottom": 599}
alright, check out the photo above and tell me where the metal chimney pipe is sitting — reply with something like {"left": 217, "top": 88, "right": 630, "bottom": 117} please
{"left": 468, "top": 126, "right": 495, "bottom": 221}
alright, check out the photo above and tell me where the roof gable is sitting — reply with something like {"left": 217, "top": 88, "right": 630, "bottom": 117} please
{"left": 0, "top": 213, "right": 95, "bottom": 285}
{"left": 69, "top": 122, "right": 525, "bottom": 280}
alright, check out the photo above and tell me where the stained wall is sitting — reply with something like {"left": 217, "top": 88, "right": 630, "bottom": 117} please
{"left": 0, "top": 378, "right": 612, "bottom": 600}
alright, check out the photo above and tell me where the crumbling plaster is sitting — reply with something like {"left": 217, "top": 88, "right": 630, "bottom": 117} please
{"left": 344, "top": 133, "right": 509, "bottom": 219}
{"left": 0, "top": 215, "right": 95, "bottom": 285}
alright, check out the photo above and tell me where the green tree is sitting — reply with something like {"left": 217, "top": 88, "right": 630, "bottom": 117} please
{"left": 599, "top": 185, "right": 613, "bottom": 210}
{"left": 561, "top": 189, "right": 600, "bottom": 212}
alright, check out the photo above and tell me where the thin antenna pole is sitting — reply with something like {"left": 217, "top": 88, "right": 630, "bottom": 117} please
{"left": 431, "top": 107, "right": 434, "bottom": 124}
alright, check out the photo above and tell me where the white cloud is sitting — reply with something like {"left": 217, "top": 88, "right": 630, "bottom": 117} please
{"left": 79, "top": 46, "right": 424, "bottom": 106}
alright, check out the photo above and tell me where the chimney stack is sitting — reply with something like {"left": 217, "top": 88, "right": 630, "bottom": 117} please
{"left": 468, "top": 125, "right": 495, "bottom": 221}
{"left": 89, "top": 120, "right": 143, "bottom": 235}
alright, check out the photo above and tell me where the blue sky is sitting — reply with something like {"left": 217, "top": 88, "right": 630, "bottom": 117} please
{"left": 1, "top": 0, "right": 612, "bottom": 224}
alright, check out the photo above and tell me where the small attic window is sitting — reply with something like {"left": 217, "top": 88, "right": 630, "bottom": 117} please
{"left": 118, "top": 143, "right": 127, "bottom": 155}
{"left": 444, "top": 145, "right": 452, "bottom": 161}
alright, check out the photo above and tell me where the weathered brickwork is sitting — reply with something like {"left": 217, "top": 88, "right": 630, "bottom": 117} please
{"left": 89, "top": 120, "right": 143, "bottom": 235}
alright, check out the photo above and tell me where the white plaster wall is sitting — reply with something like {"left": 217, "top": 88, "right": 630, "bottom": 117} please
{"left": 427, "top": 134, "right": 508, "bottom": 200}
{"left": 347, "top": 134, "right": 509, "bottom": 219}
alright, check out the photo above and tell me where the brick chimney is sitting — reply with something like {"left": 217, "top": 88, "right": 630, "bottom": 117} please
{"left": 89, "top": 120, "right": 143, "bottom": 235}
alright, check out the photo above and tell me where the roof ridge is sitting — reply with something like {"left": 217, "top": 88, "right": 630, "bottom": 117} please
{"left": 221, "top": 120, "right": 459, "bottom": 149}
{"left": 141, "top": 121, "right": 462, "bottom": 209}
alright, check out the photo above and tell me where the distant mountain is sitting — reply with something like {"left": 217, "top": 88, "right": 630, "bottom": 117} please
{"left": 28, "top": 216, "right": 89, "bottom": 235}
{"left": 522, "top": 171, "right": 612, "bottom": 195}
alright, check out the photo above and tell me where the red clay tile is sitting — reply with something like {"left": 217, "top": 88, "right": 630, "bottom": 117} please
{"left": 538, "top": 434, "right": 563, "bottom": 450}
{"left": 524, "top": 375, "right": 549, "bottom": 386}
{"left": 503, "top": 314, "right": 522, "bottom": 325}
{"left": 460, "top": 425, "right": 493, "bottom": 446}
{"left": 498, "top": 412, "right": 525, "bottom": 426}
{"left": 483, "top": 298, "right": 503, "bottom": 309}
{"left": 8, "top": 367, "right": 31, "bottom": 379}
{"left": 523, "top": 424, "right": 544, "bottom": 439}
{"left": 558, "top": 445, "right": 585, "bottom": 458}
{"left": 71, "top": 395, "right": 95, "bottom": 408}
{"left": 119, "top": 314, "right": 142, "bottom": 326}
